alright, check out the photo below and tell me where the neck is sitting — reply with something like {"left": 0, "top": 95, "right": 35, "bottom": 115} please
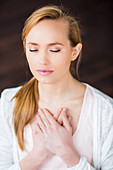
{"left": 38, "top": 73, "right": 80, "bottom": 105}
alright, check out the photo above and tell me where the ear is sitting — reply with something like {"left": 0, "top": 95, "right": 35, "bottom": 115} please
{"left": 71, "top": 43, "right": 82, "bottom": 61}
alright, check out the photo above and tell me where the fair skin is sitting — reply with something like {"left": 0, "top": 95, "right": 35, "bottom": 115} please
{"left": 20, "top": 18, "right": 86, "bottom": 170}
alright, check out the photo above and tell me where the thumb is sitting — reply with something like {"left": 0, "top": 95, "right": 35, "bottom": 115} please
{"left": 68, "top": 116, "right": 72, "bottom": 125}
{"left": 61, "top": 108, "right": 72, "bottom": 133}
{"left": 56, "top": 108, "right": 63, "bottom": 125}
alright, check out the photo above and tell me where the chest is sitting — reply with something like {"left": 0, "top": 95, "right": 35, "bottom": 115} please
{"left": 38, "top": 99, "right": 83, "bottom": 135}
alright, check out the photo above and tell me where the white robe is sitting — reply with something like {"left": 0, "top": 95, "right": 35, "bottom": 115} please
{"left": 0, "top": 83, "right": 113, "bottom": 170}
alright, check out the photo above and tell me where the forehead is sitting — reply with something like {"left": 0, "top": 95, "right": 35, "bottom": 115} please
{"left": 26, "top": 18, "right": 69, "bottom": 44}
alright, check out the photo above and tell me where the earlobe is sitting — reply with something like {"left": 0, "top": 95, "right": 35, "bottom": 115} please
{"left": 71, "top": 43, "right": 82, "bottom": 61}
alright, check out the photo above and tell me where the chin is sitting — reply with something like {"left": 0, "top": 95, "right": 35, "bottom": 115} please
{"left": 35, "top": 77, "right": 55, "bottom": 84}
{"left": 34, "top": 73, "right": 61, "bottom": 84}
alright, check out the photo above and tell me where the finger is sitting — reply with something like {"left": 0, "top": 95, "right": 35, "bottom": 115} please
{"left": 56, "top": 108, "right": 64, "bottom": 125}
{"left": 42, "top": 108, "right": 58, "bottom": 126}
{"left": 61, "top": 109, "right": 72, "bottom": 132}
{"left": 30, "top": 124, "right": 36, "bottom": 135}
{"left": 57, "top": 108, "right": 68, "bottom": 125}
{"left": 30, "top": 118, "right": 37, "bottom": 133}
{"left": 30, "top": 115, "right": 37, "bottom": 129}
{"left": 36, "top": 114, "right": 47, "bottom": 134}
{"left": 68, "top": 116, "right": 72, "bottom": 125}
{"left": 30, "top": 124, "right": 38, "bottom": 136}
{"left": 54, "top": 108, "right": 63, "bottom": 120}
{"left": 35, "top": 123, "right": 42, "bottom": 134}
{"left": 57, "top": 111, "right": 63, "bottom": 125}
{"left": 38, "top": 108, "right": 50, "bottom": 129}
{"left": 30, "top": 115, "right": 43, "bottom": 136}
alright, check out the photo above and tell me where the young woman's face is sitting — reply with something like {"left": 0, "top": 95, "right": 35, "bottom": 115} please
{"left": 25, "top": 18, "right": 80, "bottom": 84}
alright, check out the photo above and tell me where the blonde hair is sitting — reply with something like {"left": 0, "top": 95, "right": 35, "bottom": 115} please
{"left": 13, "top": 5, "right": 82, "bottom": 150}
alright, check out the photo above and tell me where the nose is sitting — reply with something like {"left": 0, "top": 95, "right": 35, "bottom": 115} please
{"left": 39, "top": 50, "right": 50, "bottom": 65}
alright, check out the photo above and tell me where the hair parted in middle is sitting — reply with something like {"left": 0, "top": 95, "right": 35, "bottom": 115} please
{"left": 13, "top": 5, "right": 82, "bottom": 151}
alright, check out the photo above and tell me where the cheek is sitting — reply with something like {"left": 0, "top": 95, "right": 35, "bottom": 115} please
{"left": 26, "top": 54, "right": 36, "bottom": 70}
{"left": 57, "top": 54, "right": 71, "bottom": 68}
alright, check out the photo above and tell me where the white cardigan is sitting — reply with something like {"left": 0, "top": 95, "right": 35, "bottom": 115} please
{"left": 0, "top": 84, "right": 113, "bottom": 170}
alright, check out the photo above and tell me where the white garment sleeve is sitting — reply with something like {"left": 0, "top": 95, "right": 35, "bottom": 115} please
{"left": 67, "top": 126, "right": 113, "bottom": 170}
{"left": 67, "top": 157, "right": 96, "bottom": 170}
{"left": 0, "top": 91, "right": 21, "bottom": 170}
{"left": 99, "top": 98, "right": 113, "bottom": 170}
{"left": 67, "top": 94, "right": 113, "bottom": 170}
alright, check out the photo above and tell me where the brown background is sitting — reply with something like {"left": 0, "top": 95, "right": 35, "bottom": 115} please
{"left": 0, "top": 0, "right": 113, "bottom": 97}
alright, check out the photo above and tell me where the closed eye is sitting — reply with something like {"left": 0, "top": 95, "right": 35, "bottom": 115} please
{"left": 29, "top": 49, "right": 38, "bottom": 52}
{"left": 50, "top": 49, "right": 60, "bottom": 53}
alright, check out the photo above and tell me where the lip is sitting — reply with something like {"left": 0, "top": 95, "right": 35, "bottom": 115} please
{"left": 37, "top": 69, "right": 54, "bottom": 76}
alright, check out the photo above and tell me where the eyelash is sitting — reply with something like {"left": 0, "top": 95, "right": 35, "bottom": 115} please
{"left": 29, "top": 49, "right": 61, "bottom": 53}
{"left": 50, "top": 49, "right": 60, "bottom": 53}
{"left": 29, "top": 49, "right": 38, "bottom": 52}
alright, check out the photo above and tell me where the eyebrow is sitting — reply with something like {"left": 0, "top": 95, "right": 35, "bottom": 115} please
{"left": 27, "top": 42, "right": 64, "bottom": 46}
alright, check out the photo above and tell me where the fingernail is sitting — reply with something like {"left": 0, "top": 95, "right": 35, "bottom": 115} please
{"left": 58, "top": 108, "right": 62, "bottom": 112}
{"left": 43, "top": 108, "right": 46, "bottom": 111}
{"left": 69, "top": 116, "right": 71, "bottom": 120}
{"left": 36, "top": 115, "right": 39, "bottom": 119}
{"left": 38, "top": 108, "right": 41, "bottom": 113}
{"left": 63, "top": 108, "right": 67, "bottom": 112}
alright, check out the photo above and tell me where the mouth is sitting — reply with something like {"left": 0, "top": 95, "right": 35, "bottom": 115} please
{"left": 36, "top": 69, "right": 54, "bottom": 76}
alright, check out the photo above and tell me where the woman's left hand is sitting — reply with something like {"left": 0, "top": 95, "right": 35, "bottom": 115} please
{"left": 36, "top": 108, "right": 80, "bottom": 167}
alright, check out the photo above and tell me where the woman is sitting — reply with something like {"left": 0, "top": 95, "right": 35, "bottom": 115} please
{"left": 0, "top": 5, "right": 113, "bottom": 170}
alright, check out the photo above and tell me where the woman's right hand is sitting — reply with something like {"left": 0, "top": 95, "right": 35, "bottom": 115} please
{"left": 30, "top": 108, "right": 71, "bottom": 162}
{"left": 20, "top": 108, "right": 71, "bottom": 170}
{"left": 30, "top": 108, "right": 65, "bottom": 160}
{"left": 30, "top": 115, "right": 52, "bottom": 160}
{"left": 20, "top": 115, "right": 52, "bottom": 170}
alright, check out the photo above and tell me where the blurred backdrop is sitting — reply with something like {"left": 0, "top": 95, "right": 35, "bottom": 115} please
{"left": 0, "top": 0, "right": 113, "bottom": 97}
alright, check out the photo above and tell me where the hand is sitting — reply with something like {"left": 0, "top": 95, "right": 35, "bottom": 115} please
{"left": 31, "top": 108, "right": 80, "bottom": 167}
{"left": 30, "top": 108, "right": 64, "bottom": 159}
{"left": 30, "top": 116, "right": 52, "bottom": 160}
{"left": 37, "top": 108, "right": 73, "bottom": 156}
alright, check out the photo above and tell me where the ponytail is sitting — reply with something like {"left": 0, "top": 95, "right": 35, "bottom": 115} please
{"left": 13, "top": 77, "right": 38, "bottom": 150}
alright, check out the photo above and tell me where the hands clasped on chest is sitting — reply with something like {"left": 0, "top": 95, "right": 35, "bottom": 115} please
{"left": 30, "top": 108, "right": 80, "bottom": 168}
